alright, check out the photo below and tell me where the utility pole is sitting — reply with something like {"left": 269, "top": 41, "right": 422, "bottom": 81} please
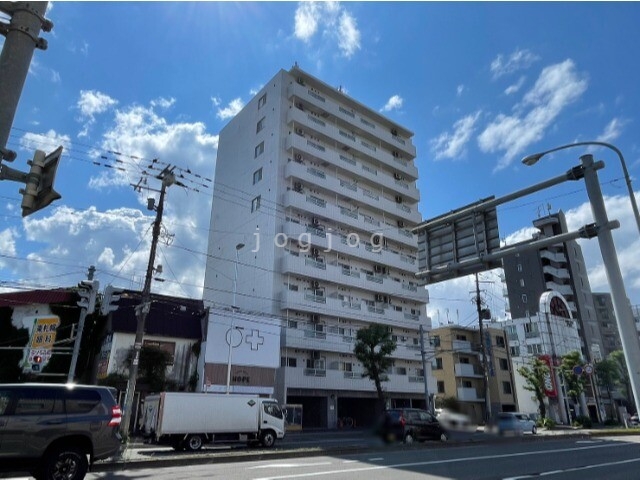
{"left": 419, "top": 324, "right": 432, "bottom": 413}
{"left": 475, "top": 273, "right": 492, "bottom": 422}
{"left": 120, "top": 166, "right": 175, "bottom": 437}
{"left": 67, "top": 265, "right": 97, "bottom": 383}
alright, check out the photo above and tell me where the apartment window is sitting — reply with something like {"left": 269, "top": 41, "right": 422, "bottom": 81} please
{"left": 499, "top": 358, "right": 509, "bottom": 371}
{"left": 281, "top": 357, "right": 297, "bottom": 367}
{"left": 456, "top": 334, "right": 467, "bottom": 341}
{"left": 502, "top": 381, "right": 513, "bottom": 395}
{"left": 256, "top": 116, "right": 266, "bottom": 133}
{"left": 431, "top": 335, "right": 440, "bottom": 347}
{"left": 288, "top": 319, "right": 298, "bottom": 328}
{"left": 251, "top": 195, "right": 261, "bottom": 212}
{"left": 253, "top": 168, "right": 263, "bottom": 184}
{"left": 437, "top": 381, "right": 445, "bottom": 394}
{"left": 462, "top": 380, "right": 472, "bottom": 388}
{"left": 434, "top": 358, "right": 443, "bottom": 370}
{"left": 519, "top": 278, "right": 525, "bottom": 287}
{"left": 521, "top": 294, "right": 528, "bottom": 303}
{"left": 258, "top": 93, "right": 267, "bottom": 109}
{"left": 254, "top": 141, "right": 265, "bottom": 158}
{"left": 517, "top": 263, "right": 523, "bottom": 272}
{"left": 496, "top": 335, "right": 506, "bottom": 347}
{"left": 526, "top": 344, "right": 543, "bottom": 355}
{"left": 510, "top": 346, "right": 520, "bottom": 357}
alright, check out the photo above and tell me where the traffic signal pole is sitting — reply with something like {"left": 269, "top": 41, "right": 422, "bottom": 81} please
{"left": 68, "top": 266, "right": 97, "bottom": 383}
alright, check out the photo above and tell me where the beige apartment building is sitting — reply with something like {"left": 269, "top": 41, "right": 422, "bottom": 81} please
{"left": 431, "top": 324, "right": 518, "bottom": 424}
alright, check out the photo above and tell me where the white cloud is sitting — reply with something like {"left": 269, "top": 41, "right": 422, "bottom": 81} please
{"left": 478, "top": 59, "right": 588, "bottom": 171}
{"left": 457, "top": 85, "right": 465, "bottom": 97}
{"left": 293, "top": 1, "right": 361, "bottom": 58}
{"left": 380, "top": 94, "right": 403, "bottom": 113}
{"left": 19, "top": 129, "right": 71, "bottom": 154}
{"left": 76, "top": 90, "right": 118, "bottom": 137}
{"left": 430, "top": 111, "right": 481, "bottom": 160}
{"left": 150, "top": 97, "right": 175, "bottom": 109}
{"left": 211, "top": 96, "right": 221, "bottom": 107}
{"left": 504, "top": 76, "right": 526, "bottom": 95}
{"left": 216, "top": 98, "right": 245, "bottom": 120}
{"left": 491, "top": 48, "right": 540, "bottom": 79}
{"left": 51, "top": 70, "right": 61, "bottom": 84}
{"left": 597, "top": 118, "right": 626, "bottom": 143}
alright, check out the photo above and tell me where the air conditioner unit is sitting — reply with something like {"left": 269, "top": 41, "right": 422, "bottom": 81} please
{"left": 295, "top": 153, "right": 302, "bottom": 161}
{"left": 294, "top": 182, "right": 303, "bottom": 192}
{"left": 296, "top": 128, "right": 304, "bottom": 136}
{"left": 395, "top": 195, "right": 403, "bottom": 203}
{"left": 312, "top": 217, "right": 319, "bottom": 226}
{"left": 311, "top": 280, "right": 320, "bottom": 289}
{"left": 392, "top": 151, "right": 399, "bottom": 158}
{"left": 296, "top": 102, "right": 304, "bottom": 110}
{"left": 393, "top": 172, "right": 402, "bottom": 180}
{"left": 397, "top": 220, "right": 405, "bottom": 228}
{"left": 374, "top": 294, "right": 384, "bottom": 302}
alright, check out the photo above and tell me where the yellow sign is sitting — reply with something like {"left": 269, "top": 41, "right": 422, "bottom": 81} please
{"left": 30, "top": 316, "right": 61, "bottom": 349}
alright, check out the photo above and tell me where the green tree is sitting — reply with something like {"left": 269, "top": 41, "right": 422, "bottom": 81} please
{"left": 517, "top": 357, "right": 549, "bottom": 419}
{"left": 354, "top": 323, "right": 396, "bottom": 410}
{"left": 611, "top": 350, "right": 634, "bottom": 411}
{"left": 126, "top": 345, "right": 172, "bottom": 392}
{"left": 595, "top": 356, "right": 622, "bottom": 421}
{"left": 560, "top": 351, "right": 588, "bottom": 414}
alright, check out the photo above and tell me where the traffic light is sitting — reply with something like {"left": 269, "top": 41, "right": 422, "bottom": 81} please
{"left": 100, "top": 285, "right": 123, "bottom": 315}
{"left": 32, "top": 355, "right": 43, "bottom": 372}
{"left": 20, "top": 147, "right": 63, "bottom": 217}
{"left": 77, "top": 280, "right": 99, "bottom": 314}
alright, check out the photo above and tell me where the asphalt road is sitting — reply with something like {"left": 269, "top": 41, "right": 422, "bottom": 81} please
{"left": 76, "top": 435, "right": 640, "bottom": 480}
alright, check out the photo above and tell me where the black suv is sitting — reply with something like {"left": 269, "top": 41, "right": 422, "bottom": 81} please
{"left": 377, "top": 408, "right": 448, "bottom": 443}
{"left": 0, "top": 383, "right": 122, "bottom": 480}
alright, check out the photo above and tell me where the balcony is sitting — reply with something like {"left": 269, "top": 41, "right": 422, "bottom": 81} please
{"left": 286, "top": 82, "right": 417, "bottom": 158}
{"left": 279, "top": 289, "right": 421, "bottom": 328}
{"left": 284, "top": 161, "right": 421, "bottom": 224}
{"left": 452, "top": 339, "right": 478, "bottom": 354}
{"left": 282, "top": 190, "right": 418, "bottom": 248}
{"left": 542, "top": 265, "right": 571, "bottom": 280}
{"left": 285, "top": 135, "right": 419, "bottom": 200}
{"left": 454, "top": 363, "right": 483, "bottom": 378}
{"left": 545, "top": 281, "right": 573, "bottom": 297}
{"left": 540, "top": 249, "right": 567, "bottom": 263}
{"left": 282, "top": 219, "right": 419, "bottom": 274}
{"left": 457, "top": 387, "right": 484, "bottom": 402}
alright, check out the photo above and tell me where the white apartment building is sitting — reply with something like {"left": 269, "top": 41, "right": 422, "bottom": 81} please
{"left": 502, "top": 291, "right": 584, "bottom": 424}
{"left": 202, "top": 65, "right": 431, "bottom": 428}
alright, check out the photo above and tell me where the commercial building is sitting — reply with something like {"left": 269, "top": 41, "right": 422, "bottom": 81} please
{"left": 430, "top": 324, "right": 517, "bottom": 424}
{"left": 203, "top": 65, "right": 430, "bottom": 428}
{"left": 502, "top": 211, "right": 604, "bottom": 363}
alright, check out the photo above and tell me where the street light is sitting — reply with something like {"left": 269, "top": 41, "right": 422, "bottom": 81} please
{"left": 522, "top": 141, "right": 640, "bottom": 238}
{"left": 226, "top": 242, "right": 245, "bottom": 394}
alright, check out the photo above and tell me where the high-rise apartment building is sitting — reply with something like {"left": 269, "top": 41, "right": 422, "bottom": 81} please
{"left": 502, "top": 211, "right": 604, "bottom": 363}
{"left": 203, "top": 66, "right": 430, "bottom": 429}
{"left": 593, "top": 292, "right": 622, "bottom": 357}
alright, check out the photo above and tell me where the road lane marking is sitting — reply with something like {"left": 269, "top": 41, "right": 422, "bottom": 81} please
{"left": 503, "top": 457, "right": 640, "bottom": 479}
{"left": 249, "top": 462, "right": 333, "bottom": 469}
{"left": 252, "top": 442, "right": 629, "bottom": 480}
{"left": 367, "top": 458, "right": 383, "bottom": 461}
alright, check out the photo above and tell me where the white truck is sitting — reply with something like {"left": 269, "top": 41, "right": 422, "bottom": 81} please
{"left": 140, "top": 392, "right": 286, "bottom": 451}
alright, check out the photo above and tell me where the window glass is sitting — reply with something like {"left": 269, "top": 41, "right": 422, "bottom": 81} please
{"left": 251, "top": 195, "right": 261, "bottom": 212}
{"left": 258, "top": 94, "right": 267, "bottom": 109}
{"left": 14, "top": 387, "right": 61, "bottom": 415}
{"left": 0, "top": 390, "right": 12, "bottom": 415}
{"left": 66, "top": 389, "right": 101, "bottom": 414}
{"left": 253, "top": 168, "right": 263, "bottom": 185}
{"left": 254, "top": 142, "right": 265, "bottom": 158}
{"left": 263, "top": 402, "right": 283, "bottom": 419}
{"left": 256, "top": 117, "right": 266, "bottom": 133}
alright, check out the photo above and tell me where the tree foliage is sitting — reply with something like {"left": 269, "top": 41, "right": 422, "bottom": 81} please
{"left": 353, "top": 323, "right": 396, "bottom": 408}
{"left": 560, "top": 351, "right": 588, "bottom": 404}
{"left": 611, "top": 350, "right": 634, "bottom": 409}
{"left": 126, "top": 345, "right": 173, "bottom": 392}
{"left": 517, "top": 357, "right": 549, "bottom": 419}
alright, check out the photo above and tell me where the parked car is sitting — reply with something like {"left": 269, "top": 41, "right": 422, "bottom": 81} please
{"left": 0, "top": 383, "right": 122, "bottom": 480}
{"left": 490, "top": 412, "right": 537, "bottom": 436}
{"left": 376, "top": 408, "right": 448, "bottom": 443}
{"left": 629, "top": 413, "right": 639, "bottom": 426}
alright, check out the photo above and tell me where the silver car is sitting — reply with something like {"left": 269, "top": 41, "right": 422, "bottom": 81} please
{"left": 493, "top": 412, "right": 537, "bottom": 435}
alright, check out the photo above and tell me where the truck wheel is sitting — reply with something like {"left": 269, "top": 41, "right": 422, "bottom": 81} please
{"left": 185, "top": 434, "right": 203, "bottom": 451}
{"left": 39, "top": 445, "right": 88, "bottom": 480}
{"left": 260, "top": 430, "right": 276, "bottom": 448}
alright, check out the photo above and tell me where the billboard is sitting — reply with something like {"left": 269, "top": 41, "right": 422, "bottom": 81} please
{"left": 24, "top": 315, "right": 61, "bottom": 371}
{"left": 415, "top": 196, "right": 501, "bottom": 284}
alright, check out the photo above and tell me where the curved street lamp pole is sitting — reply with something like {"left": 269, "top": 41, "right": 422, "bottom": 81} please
{"left": 226, "top": 242, "right": 245, "bottom": 394}
{"left": 522, "top": 141, "right": 640, "bottom": 238}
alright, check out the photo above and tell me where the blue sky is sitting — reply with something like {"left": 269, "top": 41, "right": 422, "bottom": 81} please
{"left": 1, "top": 2, "right": 640, "bottom": 328}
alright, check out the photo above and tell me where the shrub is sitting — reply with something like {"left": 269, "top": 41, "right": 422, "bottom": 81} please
{"left": 541, "top": 417, "right": 556, "bottom": 429}
{"left": 573, "top": 415, "right": 592, "bottom": 428}
{"left": 603, "top": 418, "right": 619, "bottom": 426}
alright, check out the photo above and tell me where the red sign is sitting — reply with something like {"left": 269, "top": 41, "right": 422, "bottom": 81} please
{"left": 539, "top": 355, "right": 557, "bottom": 398}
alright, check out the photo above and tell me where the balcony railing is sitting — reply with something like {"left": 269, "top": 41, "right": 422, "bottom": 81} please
{"left": 304, "top": 368, "right": 327, "bottom": 376}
